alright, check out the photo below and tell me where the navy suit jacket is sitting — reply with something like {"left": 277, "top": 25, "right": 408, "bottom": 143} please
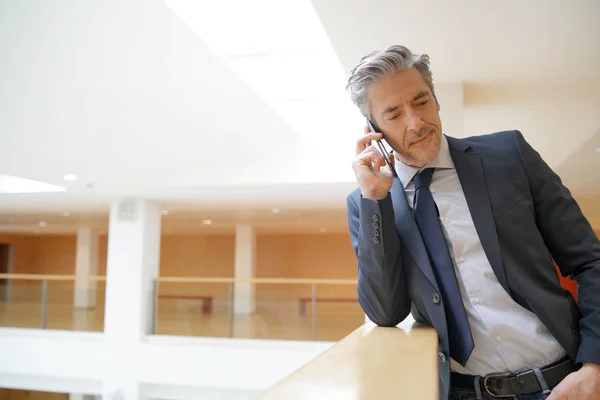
{"left": 346, "top": 130, "right": 600, "bottom": 399}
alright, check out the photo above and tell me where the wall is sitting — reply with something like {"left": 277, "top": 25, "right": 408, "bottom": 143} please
{"left": 0, "top": 234, "right": 77, "bottom": 276}
{"left": 0, "top": 232, "right": 355, "bottom": 279}
{"left": 28, "top": 236, "right": 76, "bottom": 275}
{"left": 256, "top": 233, "right": 357, "bottom": 297}
{"left": 464, "top": 83, "right": 600, "bottom": 172}
{"left": 256, "top": 233, "right": 355, "bottom": 279}
{"left": 0, "top": 234, "right": 33, "bottom": 274}
{"left": 160, "top": 234, "right": 235, "bottom": 277}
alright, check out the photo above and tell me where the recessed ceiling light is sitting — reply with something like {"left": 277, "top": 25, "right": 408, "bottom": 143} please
{"left": 63, "top": 174, "right": 77, "bottom": 181}
{"left": 203, "top": 219, "right": 212, "bottom": 225}
{"left": 595, "top": 147, "right": 600, "bottom": 153}
{"left": 271, "top": 208, "right": 280, "bottom": 214}
{"left": 319, "top": 228, "right": 327, "bottom": 233}
{"left": 1, "top": 174, "right": 65, "bottom": 194}
{"left": 161, "top": 210, "right": 169, "bottom": 216}
{"left": 62, "top": 212, "right": 70, "bottom": 217}
{"left": 39, "top": 221, "right": 47, "bottom": 227}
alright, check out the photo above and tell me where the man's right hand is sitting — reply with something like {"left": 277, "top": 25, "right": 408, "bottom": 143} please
{"left": 352, "top": 126, "right": 395, "bottom": 200}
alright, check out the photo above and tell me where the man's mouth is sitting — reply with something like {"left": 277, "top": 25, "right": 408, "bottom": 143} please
{"left": 412, "top": 130, "right": 432, "bottom": 145}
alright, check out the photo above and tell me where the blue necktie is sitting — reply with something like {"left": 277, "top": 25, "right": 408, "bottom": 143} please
{"left": 413, "top": 168, "right": 474, "bottom": 366}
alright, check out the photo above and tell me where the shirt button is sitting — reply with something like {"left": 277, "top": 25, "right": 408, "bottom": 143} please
{"left": 496, "top": 336, "right": 502, "bottom": 342}
{"left": 438, "top": 352, "right": 447, "bottom": 362}
{"left": 372, "top": 215, "right": 380, "bottom": 222}
{"left": 459, "top": 256, "right": 465, "bottom": 263}
{"left": 444, "top": 217, "right": 450, "bottom": 224}
{"left": 472, "top": 298, "right": 480, "bottom": 305}
{"left": 430, "top": 188, "right": 436, "bottom": 193}
{"left": 431, "top": 293, "right": 441, "bottom": 304}
{"left": 372, "top": 237, "right": 380, "bottom": 244}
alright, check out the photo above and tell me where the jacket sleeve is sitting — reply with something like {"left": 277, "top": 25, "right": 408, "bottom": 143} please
{"left": 347, "top": 192, "right": 411, "bottom": 326}
{"left": 513, "top": 130, "right": 600, "bottom": 366}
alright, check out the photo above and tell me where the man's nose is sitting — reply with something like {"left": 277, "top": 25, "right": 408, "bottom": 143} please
{"left": 405, "top": 108, "right": 424, "bottom": 134}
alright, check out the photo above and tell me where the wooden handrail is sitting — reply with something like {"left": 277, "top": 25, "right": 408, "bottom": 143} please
{"left": 156, "top": 277, "right": 357, "bottom": 284}
{"left": 0, "top": 273, "right": 106, "bottom": 281}
{"left": 259, "top": 321, "right": 439, "bottom": 400}
{"left": 0, "top": 273, "right": 356, "bottom": 285}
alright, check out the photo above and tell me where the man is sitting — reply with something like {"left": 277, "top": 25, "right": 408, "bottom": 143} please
{"left": 345, "top": 45, "right": 600, "bottom": 400}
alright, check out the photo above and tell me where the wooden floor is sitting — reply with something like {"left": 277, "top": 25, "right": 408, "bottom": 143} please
{"left": 0, "top": 297, "right": 365, "bottom": 342}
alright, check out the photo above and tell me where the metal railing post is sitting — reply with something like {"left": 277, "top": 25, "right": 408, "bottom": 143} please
{"left": 311, "top": 282, "right": 317, "bottom": 340}
{"left": 228, "top": 282, "right": 234, "bottom": 337}
{"left": 41, "top": 279, "right": 49, "bottom": 329}
{"left": 151, "top": 280, "right": 158, "bottom": 334}
{"left": 6, "top": 277, "right": 12, "bottom": 301}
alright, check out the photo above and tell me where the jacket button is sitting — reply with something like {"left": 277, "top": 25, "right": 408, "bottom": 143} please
{"left": 438, "top": 352, "right": 447, "bottom": 362}
{"left": 372, "top": 237, "right": 380, "bottom": 244}
{"left": 372, "top": 215, "right": 379, "bottom": 222}
{"left": 372, "top": 222, "right": 379, "bottom": 229}
{"left": 431, "top": 293, "right": 440, "bottom": 304}
{"left": 372, "top": 230, "right": 380, "bottom": 237}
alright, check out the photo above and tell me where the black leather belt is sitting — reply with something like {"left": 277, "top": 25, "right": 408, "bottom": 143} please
{"left": 451, "top": 358, "right": 577, "bottom": 398}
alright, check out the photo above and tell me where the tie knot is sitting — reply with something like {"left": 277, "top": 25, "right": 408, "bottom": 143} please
{"left": 414, "top": 168, "right": 434, "bottom": 190}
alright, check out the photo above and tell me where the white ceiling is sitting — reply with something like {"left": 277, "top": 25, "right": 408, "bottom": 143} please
{"left": 0, "top": 0, "right": 599, "bottom": 232}
{"left": 0, "top": 0, "right": 307, "bottom": 191}
{"left": 0, "top": 205, "right": 352, "bottom": 235}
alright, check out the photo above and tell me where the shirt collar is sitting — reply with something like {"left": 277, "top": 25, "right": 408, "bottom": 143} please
{"left": 394, "top": 134, "right": 454, "bottom": 189}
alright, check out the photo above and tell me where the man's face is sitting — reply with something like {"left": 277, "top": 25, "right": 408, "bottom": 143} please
{"left": 367, "top": 67, "right": 442, "bottom": 168}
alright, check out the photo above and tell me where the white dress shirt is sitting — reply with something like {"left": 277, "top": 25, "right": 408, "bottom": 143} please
{"left": 394, "top": 135, "right": 566, "bottom": 376}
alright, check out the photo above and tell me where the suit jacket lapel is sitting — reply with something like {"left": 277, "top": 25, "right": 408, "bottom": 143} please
{"left": 391, "top": 177, "right": 440, "bottom": 291}
{"left": 447, "top": 136, "right": 510, "bottom": 293}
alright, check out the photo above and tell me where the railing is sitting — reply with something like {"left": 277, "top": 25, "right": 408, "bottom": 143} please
{"left": 0, "top": 273, "right": 106, "bottom": 331}
{"left": 259, "top": 320, "right": 439, "bottom": 399}
{"left": 1, "top": 273, "right": 440, "bottom": 398}
{"left": 0, "top": 274, "right": 363, "bottom": 341}
{"left": 154, "top": 276, "right": 360, "bottom": 341}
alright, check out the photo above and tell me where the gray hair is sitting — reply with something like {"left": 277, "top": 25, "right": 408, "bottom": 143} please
{"left": 346, "top": 45, "right": 435, "bottom": 119}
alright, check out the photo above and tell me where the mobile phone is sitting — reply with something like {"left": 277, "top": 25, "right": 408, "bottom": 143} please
{"left": 367, "top": 120, "right": 398, "bottom": 179}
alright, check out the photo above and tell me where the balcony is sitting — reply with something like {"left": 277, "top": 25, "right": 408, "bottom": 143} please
{"left": 1, "top": 273, "right": 438, "bottom": 399}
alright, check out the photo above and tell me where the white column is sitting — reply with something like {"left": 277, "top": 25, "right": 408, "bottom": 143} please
{"left": 74, "top": 228, "right": 99, "bottom": 309}
{"left": 102, "top": 199, "right": 161, "bottom": 400}
{"left": 234, "top": 225, "right": 256, "bottom": 315}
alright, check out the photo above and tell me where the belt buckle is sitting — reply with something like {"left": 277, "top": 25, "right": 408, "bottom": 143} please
{"left": 483, "top": 372, "right": 515, "bottom": 398}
